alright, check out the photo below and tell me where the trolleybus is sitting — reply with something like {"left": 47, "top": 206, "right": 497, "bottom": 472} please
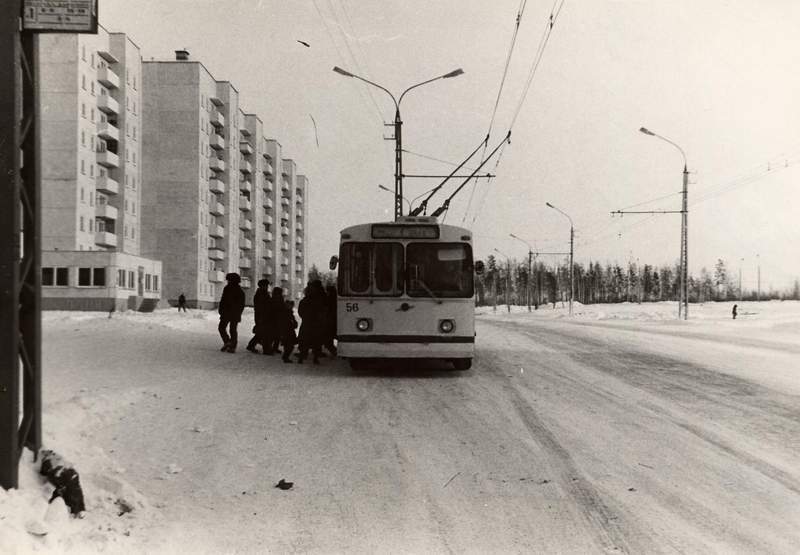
{"left": 331, "top": 216, "right": 481, "bottom": 370}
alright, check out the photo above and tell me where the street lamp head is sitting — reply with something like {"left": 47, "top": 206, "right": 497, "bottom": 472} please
{"left": 545, "top": 202, "right": 554, "bottom": 208}
{"left": 639, "top": 126, "right": 655, "bottom": 136}
{"left": 378, "top": 184, "right": 392, "bottom": 193}
{"left": 442, "top": 68, "right": 464, "bottom": 79}
{"left": 332, "top": 66, "right": 354, "bottom": 77}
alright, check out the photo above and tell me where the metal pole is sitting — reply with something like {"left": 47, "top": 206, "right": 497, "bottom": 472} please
{"left": 527, "top": 249, "right": 532, "bottom": 312}
{"left": 506, "top": 259, "right": 510, "bottom": 312}
{"left": 1, "top": 0, "right": 22, "bottom": 490}
{"left": 569, "top": 226, "right": 574, "bottom": 316}
{"left": 394, "top": 108, "right": 403, "bottom": 220}
{"left": 681, "top": 165, "right": 689, "bottom": 319}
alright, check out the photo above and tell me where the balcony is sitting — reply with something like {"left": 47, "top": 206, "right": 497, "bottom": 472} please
{"left": 208, "top": 270, "right": 225, "bottom": 283}
{"left": 209, "top": 157, "right": 225, "bottom": 172}
{"left": 209, "top": 178, "right": 225, "bottom": 194}
{"left": 282, "top": 273, "right": 289, "bottom": 282}
{"left": 97, "top": 94, "right": 119, "bottom": 115}
{"left": 95, "top": 175, "right": 119, "bottom": 195}
{"left": 295, "top": 208, "right": 303, "bottom": 218}
{"left": 240, "top": 238, "right": 252, "bottom": 250}
{"left": 264, "top": 231, "right": 273, "bottom": 242}
{"left": 95, "top": 231, "right": 117, "bottom": 248}
{"left": 210, "top": 109, "right": 225, "bottom": 127}
{"left": 97, "top": 65, "right": 120, "bottom": 89}
{"left": 210, "top": 95, "right": 223, "bottom": 107}
{"left": 96, "top": 121, "right": 119, "bottom": 141}
{"left": 281, "top": 241, "right": 289, "bottom": 252}
{"left": 209, "top": 201, "right": 225, "bottom": 216}
{"left": 296, "top": 236, "right": 304, "bottom": 246}
{"left": 263, "top": 162, "right": 273, "bottom": 176}
{"left": 240, "top": 160, "right": 252, "bottom": 174}
{"left": 280, "top": 226, "right": 289, "bottom": 236}
{"left": 281, "top": 257, "right": 289, "bottom": 267}
{"left": 96, "top": 150, "right": 119, "bottom": 168}
{"left": 209, "top": 224, "right": 225, "bottom": 238}
{"left": 241, "top": 277, "right": 252, "bottom": 289}
{"left": 239, "top": 141, "right": 253, "bottom": 155}
{"left": 265, "top": 266, "right": 273, "bottom": 275}
{"left": 296, "top": 250, "right": 304, "bottom": 259}
{"left": 208, "top": 248, "right": 224, "bottom": 261}
{"left": 264, "top": 215, "right": 274, "bottom": 225}
{"left": 239, "top": 180, "right": 252, "bottom": 193}
{"left": 263, "top": 172, "right": 274, "bottom": 184}
{"left": 239, "top": 197, "right": 252, "bottom": 212}
{"left": 95, "top": 203, "right": 118, "bottom": 220}
{"left": 263, "top": 248, "right": 273, "bottom": 259}
{"left": 209, "top": 133, "right": 225, "bottom": 150}
{"left": 296, "top": 195, "right": 304, "bottom": 204}
{"left": 263, "top": 197, "right": 273, "bottom": 209}
{"left": 281, "top": 197, "right": 290, "bottom": 207}
{"left": 239, "top": 257, "right": 252, "bottom": 269}
{"left": 239, "top": 218, "right": 252, "bottom": 231}
{"left": 98, "top": 50, "right": 119, "bottom": 64}
{"left": 296, "top": 222, "right": 303, "bottom": 232}
{"left": 281, "top": 180, "right": 290, "bottom": 193}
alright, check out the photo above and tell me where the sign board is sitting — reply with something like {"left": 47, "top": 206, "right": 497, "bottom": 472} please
{"left": 22, "top": 0, "right": 98, "bottom": 33}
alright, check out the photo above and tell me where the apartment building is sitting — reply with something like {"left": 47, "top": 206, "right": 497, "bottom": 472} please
{"left": 142, "top": 51, "right": 308, "bottom": 308}
{"left": 37, "top": 28, "right": 162, "bottom": 311}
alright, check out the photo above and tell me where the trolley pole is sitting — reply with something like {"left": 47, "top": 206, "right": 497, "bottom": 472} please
{"left": 394, "top": 108, "right": 403, "bottom": 220}
{"left": 569, "top": 225, "right": 574, "bottom": 316}
{"left": 680, "top": 164, "right": 689, "bottom": 319}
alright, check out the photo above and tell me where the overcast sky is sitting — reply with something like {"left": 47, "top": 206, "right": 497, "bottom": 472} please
{"left": 102, "top": 0, "right": 800, "bottom": 290}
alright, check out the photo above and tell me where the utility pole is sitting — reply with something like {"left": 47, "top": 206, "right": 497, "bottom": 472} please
{"left": 546, "top": 202, "right": 574, "bottom": 316}
{"left": 509, "top": 233, "right": 534, "bottom": 312}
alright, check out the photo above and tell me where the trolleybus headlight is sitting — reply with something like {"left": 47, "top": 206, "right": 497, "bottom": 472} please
{"left": 439, "top": 319, "right": 455, "bottom": 333}
{"left": 356, "top": 318, "right": 372, "bottom": 332}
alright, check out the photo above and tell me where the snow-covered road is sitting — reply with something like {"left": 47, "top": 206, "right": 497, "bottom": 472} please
{"left": 6, "top": 303, "right": 800, "bottom": 553}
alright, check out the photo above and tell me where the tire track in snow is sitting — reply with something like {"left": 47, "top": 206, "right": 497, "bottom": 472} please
{"left": 478, "top": 355, "right": 637, "bottom": 554}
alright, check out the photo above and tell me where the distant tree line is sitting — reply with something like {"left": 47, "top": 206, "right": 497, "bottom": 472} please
{"left": 476, "top": 255, "right": 800, "bottom": 307}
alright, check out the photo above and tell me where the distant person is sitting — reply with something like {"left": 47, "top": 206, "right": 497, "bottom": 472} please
{"left": 323, "top": 284, "right": 338, "bottom": 356}
{"left": 296, "top": 280, "right": 327, "bottom": 364}
{"left": 732, "top": 304, "right": 738, "bottom": 320}
{"left": 246, "top": 279, "right": 271, "bottom": 353}
{"left": 218, "top": 273, "right": 245, "bottom": 353}
{"left": 177, "top": 293, "right": 187, "bottom": 312}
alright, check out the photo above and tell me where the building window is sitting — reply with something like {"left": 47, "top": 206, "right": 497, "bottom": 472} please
{"left": 93, "top": 268, "right": 106, "bottom": 286}
{"left": 117, "top": 269, "right": 125, "bottom": 287}
{"left": 153, "top": 275, "right": 159, "bottom": 291}
{"left": 145, "top": 274, "right": 151, "bottom": 291}
{"left": 42, "top": 267, "right": 54, "bottom": 286}
{"left": 132, "top": 202, "right": 136, "bottom": 215}
{"left": 78, "top": 267, "right": 91, "bottom": 286}
{"left": 81, "top": 45, "right": 86, "bottom": 61}
{"left": 81, "top": 74, "right": 86, "bottom": 90}
{"left": 89, "top": 218, "right": 93, "bottom": 232}
{"left": 132, "top": 126, "right": 136, "bottom": 139}
{"left": 131, "top": 226, "right": 135, "bottom": 239}
{"left": 89, "top": 164, "right": 94, "bottom": 178}
{"left": 81, "top": 103, "right": 85, "bottom": 118}
{"left": 90, "top": 81, "right": 94, "bottom": 95}
{"left": 56, "top": 268, "right": 69, "bottom": 286}
{"left": 90, "top": 108, "right": 94, "bottom": 122}
{"left": 81, "top": 130, "right": 85, "bottom": 146}
{"left": 79, "top": 216, "right": 84, "bottom": 231}
{"left": 132, "top": 152, "right": 136, "bottom": 165}
{"left": 80, "top": 160, "right": 85, "bottom": 175}
{"left": 128, "top": 270, "right": 135, "bottom": 288}
{"left": 124, "top": 200, "right": 128, "bottom": 212}
{"left": 90, "top": 53, "right": 94, "bottom": 68}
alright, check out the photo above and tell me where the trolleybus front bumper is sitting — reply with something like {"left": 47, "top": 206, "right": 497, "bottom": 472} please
{"left": 337, "top": 335, "right": 474, "bottom": 359}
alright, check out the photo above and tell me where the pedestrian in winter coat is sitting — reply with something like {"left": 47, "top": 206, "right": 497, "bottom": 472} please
{"left": 323, "top": 284, "right": 338, "bottom": 356}
{"left": 264, "top": 287, "right": 285, "bottom": 355}
{"left": 732, "top": 304, "right": 738, "bottom": 320}
{"left": 177, "top": 293, "right": 188, "bottom": 312}
{"left": 282, "top": 300, "right": 299, "bottom": 363}
{"left": 246, "top": 279, "right": 271, "bottom": 353}
{"left": 218, "top": 273, "right": 245, "bottom": 353}
{"left": 296, "top": 280, "right": 327, "bottom": 364}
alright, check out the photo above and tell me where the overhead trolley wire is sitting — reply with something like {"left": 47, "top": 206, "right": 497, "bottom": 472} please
{"left": 468, "top": 0, "right": 566, "bottom": 226}
{"left": 462, "top": 0, "right": 530, "bottom": 223}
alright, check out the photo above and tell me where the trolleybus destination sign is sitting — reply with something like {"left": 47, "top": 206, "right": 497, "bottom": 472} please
{"left": 22, "top": 0, "right": 98, "bottom": 33}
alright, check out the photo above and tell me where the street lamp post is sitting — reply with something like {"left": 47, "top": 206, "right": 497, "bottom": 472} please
{"left": 545, "top": 202, "right": 574, "bottom": 316}
{"left": 493, "top": 248, "right": 512, "bottom": 312}
{"left": 639, "top": 126, "right": 689, "bottom": 320}
{"left": 378, "top": 184, "right": 410, "bottom": 214}
{"left": 510, "top": 233, "right": 535, "bottom": 312}
{"left": 333, "top": 66, "right": 464, "bottom": 221}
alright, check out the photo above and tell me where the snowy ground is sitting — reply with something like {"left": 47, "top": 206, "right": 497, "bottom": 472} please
{"left": 2, "top": 301, "right": 799, "bottom": 553}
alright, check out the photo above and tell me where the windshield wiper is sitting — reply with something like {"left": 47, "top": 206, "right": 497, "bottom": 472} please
{"left": 415, "top": 279, "right": 443, "bottom": 304}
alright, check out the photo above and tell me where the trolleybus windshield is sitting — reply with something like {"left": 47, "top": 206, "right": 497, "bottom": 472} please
{"left": 339, "top": 242, "right": 404, "bottom": 297}
{"left": 406, "top": 243, "right": 474, "bottom": 298}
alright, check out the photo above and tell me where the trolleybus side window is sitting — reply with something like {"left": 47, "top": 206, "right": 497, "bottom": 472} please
{"left": 406, "top": 243, "right": 473, "bottom": 298}
{"left": 339, "top": 242, "right": 403, "bottom": 296}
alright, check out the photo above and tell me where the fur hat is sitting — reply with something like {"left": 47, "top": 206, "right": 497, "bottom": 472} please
{"left": 225, "top": 272, "right": 241, "bottom": 283}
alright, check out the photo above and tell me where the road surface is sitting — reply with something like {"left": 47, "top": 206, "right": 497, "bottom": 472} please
{"left": 43, "top": 311, "right": 800, "bottom": 553}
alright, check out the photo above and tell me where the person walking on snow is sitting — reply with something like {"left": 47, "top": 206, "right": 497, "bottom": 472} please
{"left": 177, "top": 293, "right": 187, "bottom": 312}
{"left": 296, "top": 280, "right": 327, "bottom": 364}
{"left": 281, "top": 300, "right": 299, "bottom": 363}
{"left": 218, "top": 273, "right": 245, "bottom": 353}
{"left": 246, "top": 279, "right": 271, "bottom": 353}
{"left": 732, "top": 304, "right": 738, "bottom": 320}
